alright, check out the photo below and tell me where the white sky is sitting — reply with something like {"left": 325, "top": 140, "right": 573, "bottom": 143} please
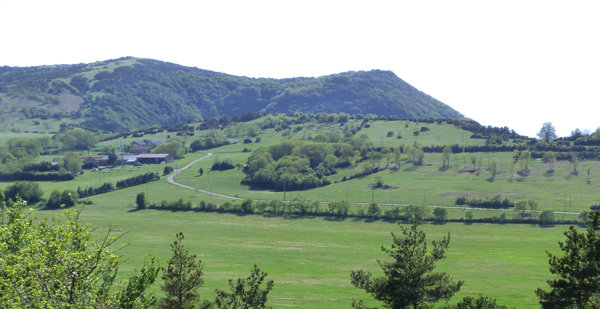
{"left": 1, "top": 0, "right": 599, "bottom": 137}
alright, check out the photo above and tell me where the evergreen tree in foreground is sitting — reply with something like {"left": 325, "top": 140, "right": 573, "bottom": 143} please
{"left": 536, "top": 210, "right": 600, "bottom": 308}
{"left": 351, "top": 220, "right": 463, "bottom": 309}
{"left": 159, "top": 232, "right": 211, "bottom": 309}
{"left": 215, "top": 264, "right": 275, "bottom": 308}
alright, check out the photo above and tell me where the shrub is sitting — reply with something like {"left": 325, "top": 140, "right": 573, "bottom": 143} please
{"left": 211, "top": 159, "right": 235, "bottom": 171}
{"left": 5, "top": 181, "right": 43, "bottom": 204}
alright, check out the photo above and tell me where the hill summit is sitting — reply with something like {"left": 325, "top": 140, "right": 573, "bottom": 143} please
{"left": 0, "top": 57, "right": 462, "bottom": 132}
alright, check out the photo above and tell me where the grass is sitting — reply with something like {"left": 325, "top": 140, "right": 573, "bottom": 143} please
{"left": 34, "top": 186, "right": 570, "bottom": 308}
{"left": 173, "top": 149, "right": 596, "bottom": 216}
{"left": 1, "top": 117, "right": 595, "bottom": 307}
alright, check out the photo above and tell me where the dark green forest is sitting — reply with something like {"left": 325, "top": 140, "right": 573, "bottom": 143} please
{"left": 0, "top": 57, "right": 462, "bottom": 132}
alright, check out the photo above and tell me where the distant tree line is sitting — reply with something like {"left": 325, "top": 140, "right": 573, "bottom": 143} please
{"left": 116, "top": 172, "right": 160, "bottom": 189}
{"left": 0, "top": 171, "right": 74, "bottom": 182}
{"left": 455, "top": 195, "right": 514, "bottom": 209}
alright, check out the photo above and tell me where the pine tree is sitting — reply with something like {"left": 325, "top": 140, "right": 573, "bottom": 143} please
{"left": 158, "top": 232, "right": 210, "bottom": 309}
{"left": 351, "top": 220, "right": 463, "bottom": 309}
{"left": 215, "top": 265, "right": 274, "bottom": 308}
{"left": 536, "top": 210, "right": 600, "bottom": 308}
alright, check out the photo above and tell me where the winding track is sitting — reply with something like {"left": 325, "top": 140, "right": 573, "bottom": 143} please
{"left": 166, "top": 152, "right": 243, "bottom": 201}
{"left": 166, "top": 153, "right": 580, "bottom": 215}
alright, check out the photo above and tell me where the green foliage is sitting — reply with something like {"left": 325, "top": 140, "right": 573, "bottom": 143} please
{"left": 159, "top": 232, "right": 210, "bottom": 309}
{"left": 190, "top": 134, "right": 230, "bottom": 151}
{"left": 153, "top": 140, "right": 186, "bottom": 159}
{"left": 136, "top": 192, "right": 147, "bottom": 209}
{"left": 442, "top": 145, "right": 452, "bottom": 167}
{"left": 243, "top": 139, "right": 343, "bottom": 190}
{"left": 46, "top": 189, "right": 78, "bottom": 209}
{"left": 443, "top": 296, "right": 509, "bottom": 309}
{"left": 366, "top": 202, "right": 381, "bottom": 217}
{"left": 538, "top": 210, "right": 555, "bottom": 226}
{"left": 537, "top": 122, "right": 557, "bottom": 142}
{"left": 536, "top": 210, "right": 600, "bottom": 308}
{"left": 4, "top": 181, "right": 43, "bottom": 204}
{"left": 215, "top": 265, "right": 275, "bottom": 309}
{"left": 57, "top": 128, "right": 97, "bottom": 151}
{"left": 405, "top": 204, "right": 428, "bottom": 221}
{"left": 433, "top": 207, "right": 448, "bottom": 223}
{"left": 350, "top": 220, "right": 463, "bottom": 308}
{"left": 63, "top": 151, "right": 83, "bottom": 175}
{"left": 0, "top": 200, "right": 159, "bottom": 308}
{"left": 0, "top": 59, "right": 461, "bottom": 132}
{"left": 163, "top": 165, "right": 174, "bottom": 175}
{"left": 211, "top": 158, "right": 235, "bottom": 171}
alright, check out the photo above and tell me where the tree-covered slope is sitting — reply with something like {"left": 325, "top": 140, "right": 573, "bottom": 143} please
{"left": 0, "top": 57, "right": 462, "bottom": 132}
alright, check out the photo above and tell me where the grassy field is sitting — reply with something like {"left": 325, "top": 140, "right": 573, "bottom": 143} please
{"left": 2, "top": 117, "right": 596, "bottom": 307}
{"left": 35, "top": 184, "right": 568, "bottom": 308}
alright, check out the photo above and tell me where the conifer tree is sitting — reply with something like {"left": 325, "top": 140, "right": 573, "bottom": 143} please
{"left": 351, "top": 220, "right": 463, "bottom": 309}
{"left": 158, "top": 232, "right": 210, "bottom": 309}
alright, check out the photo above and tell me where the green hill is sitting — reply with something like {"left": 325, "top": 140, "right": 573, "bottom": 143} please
{"left": 0, "top": 57, "right": 462, "bottom": 132}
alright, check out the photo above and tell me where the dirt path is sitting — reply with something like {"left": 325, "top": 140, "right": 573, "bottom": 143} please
{"left": 166, "top": 152, "right": 243, "bottom": 201}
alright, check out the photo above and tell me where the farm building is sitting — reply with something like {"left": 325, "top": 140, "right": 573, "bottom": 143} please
{"left": 136, "top": 153, "right": 174, "bottom": 164}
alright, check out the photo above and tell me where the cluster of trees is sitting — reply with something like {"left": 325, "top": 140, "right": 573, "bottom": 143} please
{"left": 0, "top": 200, "right": 274, "bottom": 308}
{"left": 3, "top": 181, "right": 44, "bottom": 204}
{"left": 55, "top": 128, "right": 97, "bottom": 151}
{"left": 152, "top": 140, "right": 186, "bottom": 159}
{"left": 46, "top": 189, "right": 78, "bottom": 209}
{"left": 455, "top": 195, "right": 514, "bottom": 209}
{"left": 116, "top": 172, "right": 160, "bottom": 189}
{"left": 242, "top": 139, "right": 350, "bottom": 190}
{"left": 190, "top": 135, "right": 230, "bottom": 152}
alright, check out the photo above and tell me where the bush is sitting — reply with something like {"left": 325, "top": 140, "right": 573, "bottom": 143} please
{"left": 163, "top": 166, "right": 174, "bottom": 175}
{"left": 45, "top": 190, "right": 78, "bottom": 209}
{"left": 538, "top": 210, "right": 555, "bottom": 226}
{"left": 136, "top": 192, "right": 146, "bottom": 209}
{"left": 211, "top": 159, "right": 235, "bottom": 171}
{"left": 5, "top": 181, "right": 43, "bottom": 204}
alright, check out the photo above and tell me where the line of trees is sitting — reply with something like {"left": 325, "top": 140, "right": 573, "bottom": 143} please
{"left": 116, "top": 172, "right": 160, "bottom": 189}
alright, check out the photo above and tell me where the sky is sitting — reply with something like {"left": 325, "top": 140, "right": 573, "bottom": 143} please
{"left": 1, "top": 0, "right": 599, "bottom": 137}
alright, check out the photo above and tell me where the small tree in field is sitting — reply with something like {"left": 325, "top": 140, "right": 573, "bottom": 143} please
{"left": 215, "top": 265, "right": 275, "bottom": 309}
{"left": 350, "top": 220, "right": 463, "bottom": 308}
{"left": 536, "top": 210, "right": 600, "bottom": 308}
{"left": 442, "top": 146, "right": 452, "bottom": 168}
{"left": 136, "top": 192, "right": 146, "bottom": 209}
{"left": 433, "top": 207, "right": 448, "bottom": 224}
{"left": 158, "top": 232, "right": 211, "bottom": 309}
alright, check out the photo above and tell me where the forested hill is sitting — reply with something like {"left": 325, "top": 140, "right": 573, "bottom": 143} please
{"left": 0, "top": 57, "right": 462, "bottom": 132}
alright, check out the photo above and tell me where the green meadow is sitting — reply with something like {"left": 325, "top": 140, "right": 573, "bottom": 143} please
{"left": 44, "top": 182, "right": 568, "bottom": 308}
{"left": 3, "top": 117, "right": 597, "bottom": 307}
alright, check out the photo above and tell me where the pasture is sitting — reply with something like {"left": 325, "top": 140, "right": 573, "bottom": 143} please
{"left": 46, "top": 182, "right": 569, "bottom": 308}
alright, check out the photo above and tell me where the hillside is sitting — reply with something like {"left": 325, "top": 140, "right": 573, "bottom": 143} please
{"left": 0, "top": 57, "right": 462, "bottom": 132}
